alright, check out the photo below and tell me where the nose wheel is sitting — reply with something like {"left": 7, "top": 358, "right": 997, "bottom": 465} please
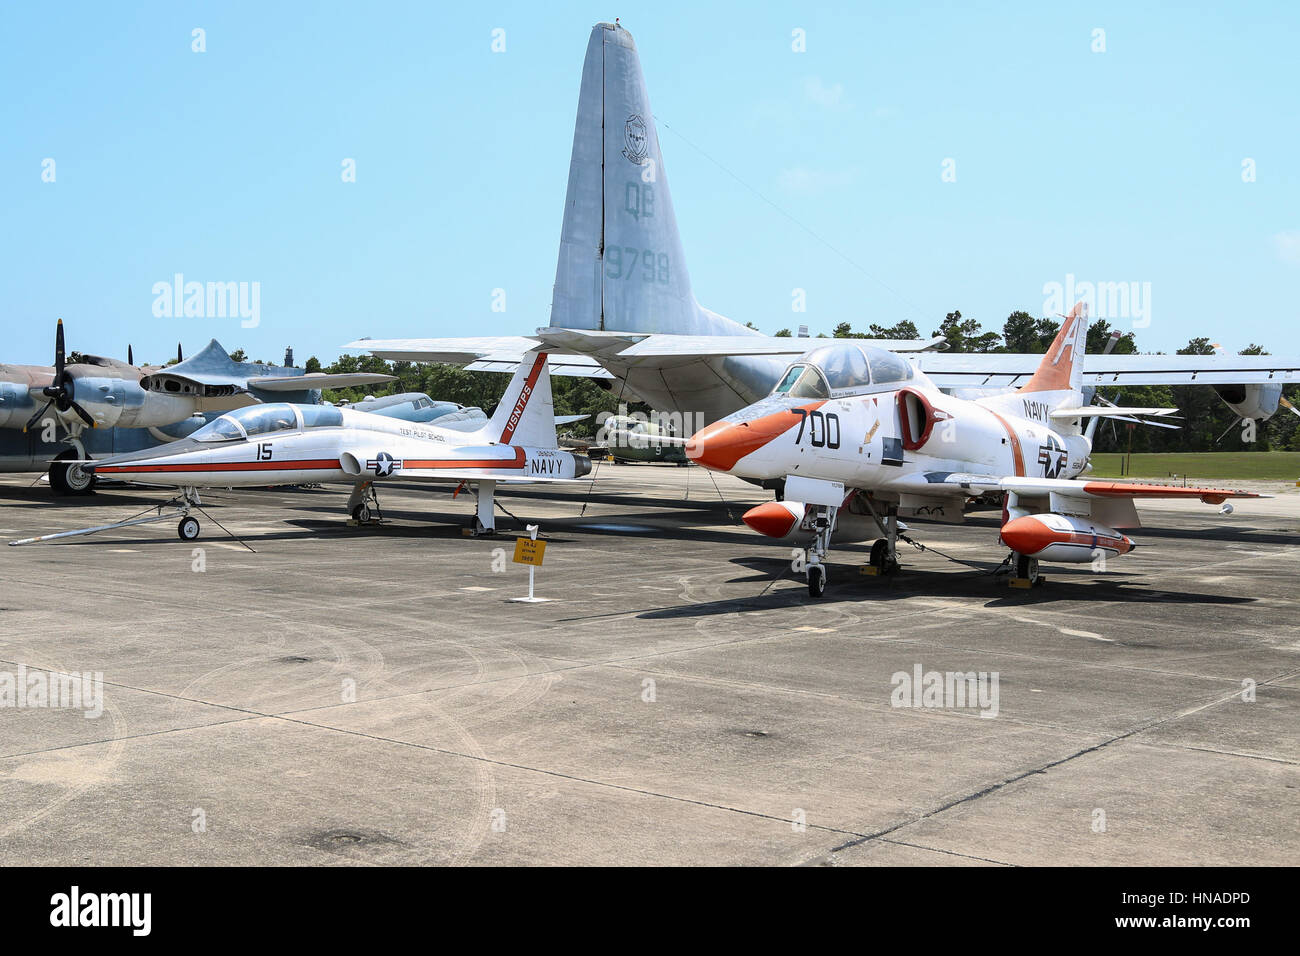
{"left": 801, "top": 503, "right": 838, "bottom": 599}
{"left": 807, "top": 563, "right": 827, "bottom": 597}
{"left": 177, "top": 516, "right": 201, "bottom": 541}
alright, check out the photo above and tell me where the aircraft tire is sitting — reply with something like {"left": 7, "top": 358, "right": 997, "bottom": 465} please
{"left": 177, "top": 516, "right": 201, "bottom": 541}
{"left": 807, "top": 564, "right": 826, "bottom": 598}
{"left": 50, "top": 451, "right": 96, "bottom": 496}
{"left": 352, "top": 503, "right": 372, "bottom": 523}
{"left": 1015, "top": 553, "right": 1039, "bottom": 582}
{"left": 870, "top": 539, "right": 898, "bottom": 575}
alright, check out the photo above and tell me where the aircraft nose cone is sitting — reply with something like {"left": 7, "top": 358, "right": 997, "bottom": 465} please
{"left": 742, "top": 501, "right": 799, "bottom": 539}
{"left": 686, "top": 419, "right": 774, "bottom": 472}
{"left": 999, "top": 515, "right": 1052, "bottom": 556}
{"left": 684, "top": 421, "right": 733, "bottom": 470}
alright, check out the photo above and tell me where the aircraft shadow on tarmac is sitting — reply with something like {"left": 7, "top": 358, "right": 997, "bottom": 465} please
{"left": 629, "top": 556, "right": 1256, "bottom": 620}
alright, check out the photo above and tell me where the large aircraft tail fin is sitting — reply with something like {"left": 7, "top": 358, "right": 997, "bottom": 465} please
{"left": 1015, "top": 302, "right": 1090, "bottom": 409}
{"left": 550, "top": 22, "right": 751, "bottom": 338}
{"left": 484, "top": 350, "right": 557, "bottom": 448}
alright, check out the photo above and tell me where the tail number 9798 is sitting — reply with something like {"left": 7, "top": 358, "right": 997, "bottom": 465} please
{"left": 793, "top": 409, "right": 840, "bottom": 449}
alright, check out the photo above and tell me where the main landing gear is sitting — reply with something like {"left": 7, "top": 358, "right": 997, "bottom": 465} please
{"left": 345, "top": 481, "right": 383, "bottom": 526}
{"left": 801, "top": 497, "right": 904, "bottom": 600}
{"left": 49, "top": 449, "right": 96, "bottom": 496}
{"left": 1010, "top": 552, "right": 1042, "bottom": 587}
{"left": 468, "top": 479, "right": 497, "bottom": 537}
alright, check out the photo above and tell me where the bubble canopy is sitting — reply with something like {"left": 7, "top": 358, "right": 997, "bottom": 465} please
{"left": 192, "top": 403, "right": 344, "bottom": 442}
{"left": 771, "top": 343, "right": 914, "bottom": 398}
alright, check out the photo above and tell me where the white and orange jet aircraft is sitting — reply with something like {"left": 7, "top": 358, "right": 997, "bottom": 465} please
{"left": 684, "top": 305, "right": 1262, "bottom": 597}
{"left": 81, "top": 351, "right": 589, "bottom": 541}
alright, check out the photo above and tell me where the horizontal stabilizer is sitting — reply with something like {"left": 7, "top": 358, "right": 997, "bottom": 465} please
{"left": 253, "top": 372, "right": 395, "bottom": 391}
{"left": 1049, "top": 406, "right": 1180, "bottom": 419}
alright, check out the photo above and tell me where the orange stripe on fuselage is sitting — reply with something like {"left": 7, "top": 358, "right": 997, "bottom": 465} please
{"left": 687, "top": 402, "right": 826, "bottom": 472}
{"left": 96, "top": 458, "right": 341, "bottom": 474}
{"left": 986, "top": 410, "right": 1026, "bottom": 477}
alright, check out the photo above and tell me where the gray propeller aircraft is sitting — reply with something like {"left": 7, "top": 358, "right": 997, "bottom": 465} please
{"left": 0, "top": 320, "right": 394, "bottom": 493}
{"left": 63, "top": 350, "right": 590, "bottom": 542}
{"left": 346, "top": 21, "right": 1300, "bottom": 430}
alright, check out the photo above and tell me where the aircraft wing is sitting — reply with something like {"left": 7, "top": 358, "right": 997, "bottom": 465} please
{"left": 904, "top": 473, "right": 1264, "bottom": 503}
{"left": 912, "top": 353, "right": 1300, "bottom": 389}
{"left": 252, "top": 372, "right": 396, "bottom": 390}
{"left": 343, "top": 336, "right": 561, "bottom": 363}
{"left": 612, "top": 334, "right": 945, "bottom": 358}
{"left": 466, "top": 356, "right": 613, "bottom": 378}
{"left": 344, "top": 328, "right": 941, "bottom": 374}
{"left": 345, "top": 335, "right": 613, "bottom": 378}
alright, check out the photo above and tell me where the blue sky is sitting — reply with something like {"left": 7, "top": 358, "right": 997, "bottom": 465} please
{"left": 2, "top": 1, "right": 1297, "bottom": 366}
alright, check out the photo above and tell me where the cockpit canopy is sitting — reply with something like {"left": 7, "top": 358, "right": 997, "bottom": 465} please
{"left": 772, "top": 343, "right": 914, "bottom": 398}
{"left": 192, "top": 402, "right": 344, "bottom": 442}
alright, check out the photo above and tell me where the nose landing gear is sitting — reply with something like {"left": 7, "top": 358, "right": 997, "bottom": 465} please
{"left": 802, "top": 504, "right": 836, "bottom": 599}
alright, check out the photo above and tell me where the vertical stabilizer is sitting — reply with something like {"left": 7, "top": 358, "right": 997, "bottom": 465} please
{"left": 1016, "top": 302, "right": 1089, "bottom": 408}
{"left": 550, "top": 22, "right": 749, "bottom": 337}
{"left": 485, "top": 350, "right": 557, "bottom": 448}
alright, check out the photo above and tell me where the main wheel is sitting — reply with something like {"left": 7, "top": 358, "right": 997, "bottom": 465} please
{"left": 352, "top": 502, "right": 372, "bottom": 523}
{"left": 870, "top": 539, "right": 899, "bottom": 575}
{"left": 807, "top": 564, "right": 827, "bottom": 598}
{"left": 1015, "top": 553, "right": 1039, "bottom": 582}
{"left": 49, "top": 453, "right": 97, "bottom": 496}
{"left": 177, "top": 516, "right": 201, "bottom": 541}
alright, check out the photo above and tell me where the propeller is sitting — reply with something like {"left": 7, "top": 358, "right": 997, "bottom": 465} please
{"left": 177, "top": 343, "right": 183, "bottom": 364}
{"left": 23, "top": 319, "right": 96, "bottom": 432}
{"left": 127, "top": 344, "right": 134, "bottom": 366}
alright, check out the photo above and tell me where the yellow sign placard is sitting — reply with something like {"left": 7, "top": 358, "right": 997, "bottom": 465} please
{"left": 513, "top": 537, "right": 547, "bottom": 566}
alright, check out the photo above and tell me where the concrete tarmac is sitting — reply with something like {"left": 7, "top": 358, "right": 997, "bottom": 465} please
{"left": 0, "top": 466, "right": 1295, "bottom": 865}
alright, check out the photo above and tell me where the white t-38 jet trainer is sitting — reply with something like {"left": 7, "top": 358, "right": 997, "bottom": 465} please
{"left": 684, "top": 305, "right": 1263, "bottom": 597}
{"left": 82, "top": 351, "right": 590, "bottom": 541}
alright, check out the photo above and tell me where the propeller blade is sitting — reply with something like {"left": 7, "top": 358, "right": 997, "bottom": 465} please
{"left": 127, "top": 344, "right": 134, "bottom": 366}
{"left": 68, "top": 400, "right": 96, "bottom": 428}
{"left": 177, "top": 343, "right": 183, "bottom": 363}
{"left": 1280, "top": 396, "right": 1300, "bottom": 419}
{"left": 54, "top": 319, "right": 65, "bottom": 376}
{"left": 23, "top": 400, "right": 54, "bottom": 433}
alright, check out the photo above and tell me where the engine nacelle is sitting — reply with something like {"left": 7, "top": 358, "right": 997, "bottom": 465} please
{"left": 897, "top": 387, "right": 1007, "bottom": 468}
{"left": 1000, "top": 513, "right": 1134, "bottom": 563}
{"left": 1213, "top": 383, "right": 1282, "bottom": 421}
{"left": 66, "top": 375, "right": 200, "bottom": 428}
{"left": 0, "top": 381, "right": 38, "bottom": 428}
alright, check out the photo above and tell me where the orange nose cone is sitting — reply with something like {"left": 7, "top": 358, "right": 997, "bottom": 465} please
{"left": 742, "top": 501, "right": 799, "bottom": 539}
{"left": 685, "top": 420, "right": 749, "bottom": 472}
{"left": 999, "top": 515, "right": 1052, "bottom": 555}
